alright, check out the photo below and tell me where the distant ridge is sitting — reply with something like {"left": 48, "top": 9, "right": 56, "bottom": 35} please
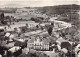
{"left": 36, "top": 4, "right": 80, "bottom": 15}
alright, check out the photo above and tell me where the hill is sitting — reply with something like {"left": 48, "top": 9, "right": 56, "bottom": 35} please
{"left": 0, "top": 8, "right": 17, "bottom": 13}
{"left": 37, "top": 4, "right": 80, "bottom": 16}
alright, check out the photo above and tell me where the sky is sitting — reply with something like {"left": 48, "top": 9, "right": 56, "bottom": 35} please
{"left": 0, "top": 0, "right": 80, "bottom": 8}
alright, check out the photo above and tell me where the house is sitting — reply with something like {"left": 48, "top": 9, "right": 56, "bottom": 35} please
{"left": 8, "top": 46, "right": 21, "bottom": 53}
{"left": 27, "top": 37, "right": 49, "bottom": 50}
{"left": 27, "top": 38, "right": 34, "bottom": 49}
{"left": 25, "top": 21, "right": 39, "bottom": 28}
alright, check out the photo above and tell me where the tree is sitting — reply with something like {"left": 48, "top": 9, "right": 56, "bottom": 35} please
{"left": 0, "top": 12, "right": 5, "bottom": 24}
{"left": 47, "top": 26, "right": 53, "bottom": 36}
{"left": 31, "top": 17, "right": 35, "bottom": 21}
{"left": 1, "top": 12, "right": 4, "bottom": 19}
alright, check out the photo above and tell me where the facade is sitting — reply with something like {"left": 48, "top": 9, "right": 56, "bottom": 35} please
{"left": 27, "top": 37, "right": 49, "bottom": 50}
{"left": 18, "top": 21, "right": 39, "bottom": 28}
{"left": 27, "top": 22, "right": 39, "bottom": 28}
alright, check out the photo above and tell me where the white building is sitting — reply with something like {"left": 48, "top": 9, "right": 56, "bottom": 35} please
{"left": 27, "top": 37, "right": 49, "bottom": 50}
{"left": 24, "top": 21, "right": 39, "bottom": 28}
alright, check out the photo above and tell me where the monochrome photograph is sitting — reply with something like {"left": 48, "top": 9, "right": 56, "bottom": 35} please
{"left": 0, "top": 0, "right": 80, "bottom": 57}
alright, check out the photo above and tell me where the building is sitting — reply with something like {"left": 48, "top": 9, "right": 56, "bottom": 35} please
{"left": 27, "top": 37, "right": 49, "bottom": 50}
{"left": 25, "top": 21, "right": 39, "bottom": 28}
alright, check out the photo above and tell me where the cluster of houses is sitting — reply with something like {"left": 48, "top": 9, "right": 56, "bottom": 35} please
{"left": 0, "top": 11, "right": 80, "bottom": 57}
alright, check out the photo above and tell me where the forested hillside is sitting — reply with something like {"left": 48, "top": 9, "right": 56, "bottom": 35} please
{"left": 37, "top": 4, "right": 80, "bottom": 15}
